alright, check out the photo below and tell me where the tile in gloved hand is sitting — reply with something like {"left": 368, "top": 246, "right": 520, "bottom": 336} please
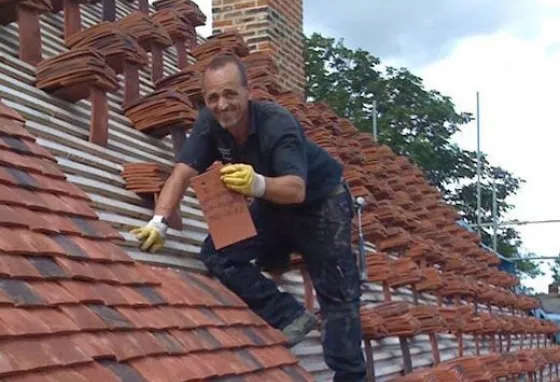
{"left": 191, "top": 165, "right": 256, "bottom": 250}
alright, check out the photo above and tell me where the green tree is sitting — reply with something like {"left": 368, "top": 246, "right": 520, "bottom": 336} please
{"left": 305, "top": 32, "right": 540, "bottom": 278}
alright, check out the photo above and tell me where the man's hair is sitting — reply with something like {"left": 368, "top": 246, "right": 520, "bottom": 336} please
{"left": 203, "top": 53, "right": 249, "bottom": 88}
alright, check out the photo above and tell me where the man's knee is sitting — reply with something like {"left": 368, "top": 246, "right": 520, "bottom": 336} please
{"left": 199, "top": 236, "right": 252, "bottom": 281}
{"left": 199, "top": 236, "right": 227, "bottom": 277}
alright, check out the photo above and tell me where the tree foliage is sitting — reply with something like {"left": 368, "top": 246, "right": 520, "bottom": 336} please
{"left": 304, "top": 32, "right": 540, "bottom": 278}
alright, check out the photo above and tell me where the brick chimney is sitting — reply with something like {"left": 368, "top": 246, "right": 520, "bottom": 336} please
{"left": 211, "top": 0, "right": 305, "bottom": 95}
{"left": 549, "top": 283, "right": 558, "bottom": 295}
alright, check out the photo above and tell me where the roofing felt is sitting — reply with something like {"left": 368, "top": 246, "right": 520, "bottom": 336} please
{"left": 0, "top": 102, "right": 314, "bottom": 381}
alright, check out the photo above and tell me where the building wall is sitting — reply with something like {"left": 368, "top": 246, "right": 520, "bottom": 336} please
{"left": 211, "top": 0, "right": 305, "bottom": 95}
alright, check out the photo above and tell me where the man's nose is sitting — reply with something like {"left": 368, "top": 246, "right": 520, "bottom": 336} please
{"left": 217, "top": 97, "right": 228, "bottom": 111}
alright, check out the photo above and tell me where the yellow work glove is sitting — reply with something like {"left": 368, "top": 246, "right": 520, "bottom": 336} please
{"left": 130, "top": 216, "right": 168, "bottom": 253}
{"left": 220, "top": 163, "right": 266, "bottom": 197}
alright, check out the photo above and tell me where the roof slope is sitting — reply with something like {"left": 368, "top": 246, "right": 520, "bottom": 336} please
{"left": 0, "top": 102, "right": 312, "bottom": 381}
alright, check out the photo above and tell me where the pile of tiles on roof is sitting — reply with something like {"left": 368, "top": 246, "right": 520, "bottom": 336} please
{"left": 34, "top": 20, "right": 151, "bottom": 113}
{"left": 121, "top": 162, "right": 171, "bottom": 194}
{"left": 151, "top": 7, "right": 196, "bottom": 45}
{"left": 65, "top": 21, "right": 150, "bottom": 72}
{"left": 114, "top": 10, "right": 172, "bottom": 52}
{"left": 389, "top": 347, "right": 560, "bottom": 381}
{"left": 243, "top": 51, "right": 282, "bottom": 100}
{"left": 35, "top": 48, "right": 119, "bottom": 103}
{"left": 153, "top": 0, "right": 206, "bottom": 27}
{"left": 154, "top": 65, "right": 204, "bottom": 106}
{"left": 361, "top": 301, "right": 558, "bottom": 342}
{"left": 191, "top": 30, "right": 250, "bottom": 68}
{"left": 123, "top": 89, "right": 198, "bottom": 137}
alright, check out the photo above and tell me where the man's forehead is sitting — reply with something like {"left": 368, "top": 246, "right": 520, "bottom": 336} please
{"left": 204, "top": 63, "right": 242, "bottom": 85}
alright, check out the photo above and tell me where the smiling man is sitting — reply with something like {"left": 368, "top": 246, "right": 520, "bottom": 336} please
{"left": 131, "top": 53, "right": 367, "bottom": 381}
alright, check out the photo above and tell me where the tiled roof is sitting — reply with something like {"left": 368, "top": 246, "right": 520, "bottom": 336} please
{"left": 0, "top": 101, "right": 313, "bottom": 381}
{"left": 0, "top": 0, "right": 558, "bottom": 379}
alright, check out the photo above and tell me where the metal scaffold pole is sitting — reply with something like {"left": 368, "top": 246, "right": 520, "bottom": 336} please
{"left": 372, "top": 100, "right": 378, "bottom": 142}
{"left": 492, "top": 179, "right": 498, "bottom": 252}
{"left": 476, "top": 91, "right": 482, "bottom": 234}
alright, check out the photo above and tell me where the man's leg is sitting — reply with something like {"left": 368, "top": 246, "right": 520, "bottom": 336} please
{"left": 292, "top": 188, "right": 367, "bottom": 382}
{"left": 199, "top": 200, "right": 305, "bottom": 330}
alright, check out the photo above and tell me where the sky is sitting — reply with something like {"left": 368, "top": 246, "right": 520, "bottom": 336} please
{"left": 191, "top": 0, "right": 560, "bottom": 293}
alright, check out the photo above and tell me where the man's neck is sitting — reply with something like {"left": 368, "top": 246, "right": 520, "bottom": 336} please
{"left": 230, "top": 111, "right": 251, "bottom": 145}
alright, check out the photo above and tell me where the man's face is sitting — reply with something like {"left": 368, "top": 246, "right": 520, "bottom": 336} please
{"left": 203, "top": 62, "right": 250, "bottom": 131}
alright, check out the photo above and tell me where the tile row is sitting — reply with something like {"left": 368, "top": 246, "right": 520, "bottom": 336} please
{"left": 389, "top": 347, "right": 560, "bottom": 381}
{"left": 360, "top": 301, "right": 557, "bottom": 340}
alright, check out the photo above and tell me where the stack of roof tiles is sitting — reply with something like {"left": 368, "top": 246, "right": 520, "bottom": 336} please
{"left": 388, "top": 348, "right": 560, "bottom": 381}
{"left": 0, "top": 100, "right": 315, "bottom": 381}
{"left": 114, "top": 10, "right": 173, "bottom": 52}
{"left": 65, "top": 21, "right": 149, "bottom": 73}
{"left": 154, "top": 64, "right": 204, "bottom": 106}
{"left": 123, "top": 89, "right": 199, "bottom": 138}
{"left": 152, "top": 0, "right": 206, "bottom": 27}
{"left": 152, "top": 8, "right": 196, "bottom": 44}
{"left": 35, "top": 48, "right": 119, "bottom": 103}
{"left": 191, "top": 30, "right": 250, "bottom": 69}
{"left": 243, "top": 51, "right": 282, "bottom": 99}
{"left": 121, "top": 162, "right": 171, "bottom": 194}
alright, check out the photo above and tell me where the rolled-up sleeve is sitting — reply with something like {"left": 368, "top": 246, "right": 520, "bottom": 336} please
{"left": 268, "top": 113, "right": 308, "bottom": 184}
{"left": 177, "top": 109, "right": 218, "bottom": 173}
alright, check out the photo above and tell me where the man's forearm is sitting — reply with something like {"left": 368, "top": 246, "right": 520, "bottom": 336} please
{"left": 262, "top": 175, "right": 305, "bottom": 204}
{"left": 154, "top": 163, "right": 197, "bottom": 219}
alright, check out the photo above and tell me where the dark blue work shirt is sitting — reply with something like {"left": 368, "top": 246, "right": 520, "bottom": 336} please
{"left": 177, "top": 100, "right": 343, "bottom": 206}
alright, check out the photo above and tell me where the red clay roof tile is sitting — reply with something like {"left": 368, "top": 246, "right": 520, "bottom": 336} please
{"left": 0, "top": 101, "right": 312, "bottom": 381}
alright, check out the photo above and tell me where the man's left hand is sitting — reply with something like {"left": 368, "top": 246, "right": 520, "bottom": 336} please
{"left": 220, "top": 163, "right": 266, "bottom": 197}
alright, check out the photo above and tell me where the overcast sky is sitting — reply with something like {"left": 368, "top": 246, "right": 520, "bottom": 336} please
{"left": 192, "top": 0, "right": 560, "bottom": 293}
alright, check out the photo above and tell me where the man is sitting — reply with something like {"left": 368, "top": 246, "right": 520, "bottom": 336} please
{"left": 131, "top": 53, "right": 367, "bottom": 381}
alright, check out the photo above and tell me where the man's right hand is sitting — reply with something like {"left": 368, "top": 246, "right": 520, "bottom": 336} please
{"left": 130, "top": 217, "right": 168, "bottom": 253}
